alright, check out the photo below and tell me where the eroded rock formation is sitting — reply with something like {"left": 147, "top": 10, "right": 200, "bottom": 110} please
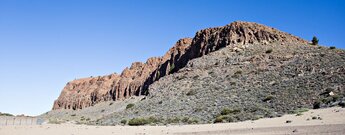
{"left": 52, "top": 21, "right": 308, "bottom": 110}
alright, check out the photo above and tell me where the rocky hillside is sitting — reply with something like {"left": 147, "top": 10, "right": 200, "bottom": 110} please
{"left": 53, "top": 21, "right": 308, "bottom": 110}
{"left": 44, "top": 21, "right": 345, "bottom": 126}
{"left": 96, "top": 43, "right": 344, "bottom": 125}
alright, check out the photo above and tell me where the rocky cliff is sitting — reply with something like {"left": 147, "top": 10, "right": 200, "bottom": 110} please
{"left": 53, "top": 21, "right": 308, "bottom": 110}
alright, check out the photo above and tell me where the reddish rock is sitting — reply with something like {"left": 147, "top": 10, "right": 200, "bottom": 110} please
{"left": 52, "top": 21, "right": 308, "bottom": 110}
{"left": 53, "top": 38, "right": 193, "bottom": 110}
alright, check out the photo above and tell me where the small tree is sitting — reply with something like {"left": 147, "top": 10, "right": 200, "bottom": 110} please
{"left": 311, "top": 36, "right": 319, "bottom": 45}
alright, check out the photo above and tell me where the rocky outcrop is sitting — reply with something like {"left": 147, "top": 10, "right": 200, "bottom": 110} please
{"left": 53, "top": 38, "right": 193, "bottom": 110}
{"left": 52, "top": 21, "right": 308, "bottom": 110}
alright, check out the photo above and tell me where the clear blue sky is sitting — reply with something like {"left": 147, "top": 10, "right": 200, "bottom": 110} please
{"left": 0, "top": 0, "right": 344, "bottom": 116}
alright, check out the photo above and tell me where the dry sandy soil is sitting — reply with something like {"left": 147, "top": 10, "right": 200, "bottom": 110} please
{"left": 1, "top": 107, "right": 345, "bottom": 135}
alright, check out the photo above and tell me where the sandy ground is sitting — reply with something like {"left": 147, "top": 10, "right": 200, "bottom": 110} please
{"left": 1, "top": 107, "right": 345, "bottom": 135}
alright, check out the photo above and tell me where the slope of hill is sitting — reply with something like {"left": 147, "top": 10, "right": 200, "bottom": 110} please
{"left": 94, "top": 42, "right": 344, "bottom": 125}
{"left": 44, "top": 21, "right": 345, "bottom": 126}
{"left": 52, "top": 21, "right": 308, "bottom": 110}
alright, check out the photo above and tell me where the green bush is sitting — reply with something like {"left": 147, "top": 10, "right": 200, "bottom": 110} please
{"left": 221, "top": 108, "right": 241, "bottom": 115}
{"left": 147, "top": 116, "right": 160, "bottom": 124}
{"left": 214, "top": 116, "right": 224, "bottom": 123}
{"left": 166, "top": 117, "right": 180, "bottom": 124}
{"left": 128, "top": 118, "right": 149, "bottom": 126}
{"left": 311, "top": 36, "right": 319, "bottom": 45}
{"left": 182, "top": 117, "right": 189, "bottom": 123}
{"left": 169, "top": 63, "right": 175, "bottom": 73}
{"left": 214, "top": 115, "right": 234, "bottom": 123}
{"left": 330, "top": 46, "right": 336, "bottom": 49}
{"left": 126, "top": 103, "right": 135, "bottom": 109}
{"left": 128, "top": 117, "right": 161, "bottom": 126}
{"left": 120, "top": 119, "right": 127, "bottom": 125}
{"left": 156, "top": 71, "right": 161, "bottom": 77}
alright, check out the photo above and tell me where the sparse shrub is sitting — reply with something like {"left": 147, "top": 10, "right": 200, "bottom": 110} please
{"left": 330, "top": 46, "right": 336, "bottom": 49}
{"left": 214, "top": 116, "right": 224, "bottom": 123}
{"left": 147, "top": 116, "right": 160, "bottom": 124}
{"left": 109, "top": 102, "right": 113, "bottom": 106}
{"left": 128, "top": 118, "right": 149, "bottom": 126}
{"left": 156, "top": 71, "right": 161, "bottom": 77}
{"left": 187, "top": 118, "right": 199, "bottom": 124}
{"left": 214, "top": 115, "right": 234, "bottom": 123}
{"left": 262, "top": 95, "right": 274, "bottom": 102}
{"left": 169, "top": 63, "right": 175, "bottom": 73}
{"left": 221, "top": 108, "right": 232, "bottom": 115}
{"left": 265, "top": 49, "right": 273, "bottom": 54}
{"left": 126, "top": 103, "right": 135, "bottom": 109}
{"left": 220, "top": 108, "right": 241, "bottom": 115}
{"left": 71, "top": 114, "right": 76, "bottom": 117}
{"left": 166, "top": 117, "right": 180, "bottom": 124}
{"left": 120, "top": 119, "right": 127, "bottom": 125}
{"left": 101, "top": 109, "right": 105, "bottom": 113}
{"left": 182, "top": 117, "right": 189, "bottom": 123}
{"left": 311, "top": 36, "right": 319, "bottom": 45}
{"left": 313, "top": 101, "right": 321, "bottom": 109}
{"left": 128, "top": 117, "right": 160, "bottom": 126}
{"left": 186, "top": 89, "right": 197, "bottom": 96}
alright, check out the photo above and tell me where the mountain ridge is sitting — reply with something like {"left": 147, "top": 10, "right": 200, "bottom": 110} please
{"left": 52, "top": 21, "right": 308, "bottom": 110}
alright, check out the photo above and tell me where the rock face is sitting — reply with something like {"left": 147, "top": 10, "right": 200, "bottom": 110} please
{"left": 53, "top": 38, "right": 193, "bottom": 110}
{"left": 52, "top": 21, "right": 308, "bottom": 110}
